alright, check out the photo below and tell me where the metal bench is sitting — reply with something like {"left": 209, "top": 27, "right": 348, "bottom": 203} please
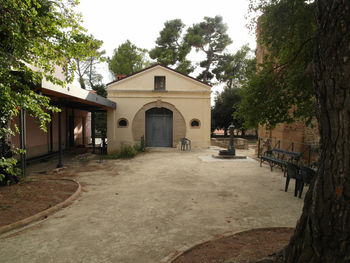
{"left": 260, "top": 148, "right": 301, "bottom": 175}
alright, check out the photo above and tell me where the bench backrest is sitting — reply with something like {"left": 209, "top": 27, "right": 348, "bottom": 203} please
{"left": 272, "top": 148, "right": 301, "bottom": 159}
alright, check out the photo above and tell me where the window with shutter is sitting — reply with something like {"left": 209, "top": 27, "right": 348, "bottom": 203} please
{"left": 154, "top": 76, "right": 166, "bottom": 90}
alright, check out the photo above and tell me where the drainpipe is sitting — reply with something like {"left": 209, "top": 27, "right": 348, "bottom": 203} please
{"left": 49, "top": 111, "right": 53, "bottom": 153}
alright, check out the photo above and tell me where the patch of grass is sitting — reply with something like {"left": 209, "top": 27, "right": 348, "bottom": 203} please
{"left": 133, "top": 142, "right": 143, "bottom": 152}
{"left": 118, "top": 144, "right": 137, "bottom": 159}
{"left": 104, "top": 142, "right": 145, "bottom": 160}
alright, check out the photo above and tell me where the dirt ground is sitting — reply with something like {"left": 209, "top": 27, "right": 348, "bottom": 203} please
{"left": 0, "top": 179, "right": 77, "bottom": 227}
{"left": 0, "top": 146, "right": 304, "bottom": 263}
{"left": 0, "top": 149, "right": 91, "bottom": 228}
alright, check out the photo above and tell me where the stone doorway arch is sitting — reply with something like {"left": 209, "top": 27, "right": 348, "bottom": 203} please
{"left": 132, "top": 101, "right": 186, "bottom": 147}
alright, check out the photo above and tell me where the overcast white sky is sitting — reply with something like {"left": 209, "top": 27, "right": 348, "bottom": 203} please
{"left": 75, "top": 0, "right": 256, "bottom": 97}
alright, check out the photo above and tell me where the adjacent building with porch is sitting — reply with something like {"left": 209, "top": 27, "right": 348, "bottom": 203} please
{"left": 106, "top": 64, "right": 211, "bottom": 152}
{"left": 10, "top": 69, "right": 116, "bottom": 171}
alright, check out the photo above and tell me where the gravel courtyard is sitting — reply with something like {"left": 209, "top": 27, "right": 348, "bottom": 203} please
{"left": 0, "top": 147, "right": 304, "bottom": 263}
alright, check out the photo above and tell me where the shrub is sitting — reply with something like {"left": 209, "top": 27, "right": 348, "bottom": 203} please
{"left": 118, "top": 144, "right": 136, "bottom": 159}
{"left": 133, "top": 143, "right": 142, "bottom": 153}
{"left": 104, "top": 142, "right": 145, "bottom": 160}
{"left": 0, "top": 157, "right": 20, "bottom": 186}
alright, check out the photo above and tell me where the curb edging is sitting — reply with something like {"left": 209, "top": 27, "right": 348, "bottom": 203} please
{"left": 0, "top": 179, "right": 81, "bottom": 235}
{"left": 160, "top": 227, "right": 294, "bottom": 263}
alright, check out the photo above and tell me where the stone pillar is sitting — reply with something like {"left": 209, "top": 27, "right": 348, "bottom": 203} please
{"left": 57, "top": 110, "right": 63, "bottom": 168}
{"left": 20, "top": 109, "right": 26, "bottom": 177}
{"left": 91, "top": 111, "right": 96, "bottom": 154}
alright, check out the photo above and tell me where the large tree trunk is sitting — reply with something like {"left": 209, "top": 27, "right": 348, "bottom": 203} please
{"left": 284, "top": 1, "right": 350, "bottom": 262}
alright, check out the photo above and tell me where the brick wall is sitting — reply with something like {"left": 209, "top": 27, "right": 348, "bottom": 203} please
{"left": 258, "top": 120, "right": 320, "bottom": 164}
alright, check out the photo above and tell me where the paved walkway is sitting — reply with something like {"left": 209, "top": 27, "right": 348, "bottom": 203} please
{"left": 0, "top": 147, "right": 304, "bottom": 263}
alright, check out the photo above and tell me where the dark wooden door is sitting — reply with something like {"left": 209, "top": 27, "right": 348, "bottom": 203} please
{"left": 146, "top": 108, "right": 173, "bottom": 147}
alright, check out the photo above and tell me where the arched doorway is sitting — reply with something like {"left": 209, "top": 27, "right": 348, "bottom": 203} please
{"left": 145, "top": 108, "right": 173, "bottom": 147}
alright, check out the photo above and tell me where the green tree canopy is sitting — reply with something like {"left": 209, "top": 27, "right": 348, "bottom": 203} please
{"left": 0, "top": 0, "right": 103, "bottom": 183}
{"left": 213, "top": 44, "right": 256, "bottom": 88}
{"left": 72, "top": 36, "right": 105, "bottom": 89}
{"left": 108, "top": 40, "right": 150, "bottom": 76}
{"left": 244, "top": 0, "right": 350, "bottom": 262}
{"left": 149, "top": 19, "right": 193, "bottom": 74}
{"left": 239, "top": 0, "right": 316, "bottom": 128}
{"left": 211, "top": 45, "right": 256, "bottom": 133}
{"left": 211, "top": 87, "right": 244, "bottom": 134}
{"left": 185, "top": 16, "right": 232, "bottom": 83}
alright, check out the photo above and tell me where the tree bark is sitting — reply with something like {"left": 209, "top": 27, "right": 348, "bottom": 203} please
{"left": 284, "top": 1, "right": 350, "bottom": 262}
{"left": 203, "top": 50, "right": 213, "bottom": 83}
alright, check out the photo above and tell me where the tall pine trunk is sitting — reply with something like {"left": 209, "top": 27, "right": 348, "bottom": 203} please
{"left": 284, "top": 0, "right": 350, "bottom": 262}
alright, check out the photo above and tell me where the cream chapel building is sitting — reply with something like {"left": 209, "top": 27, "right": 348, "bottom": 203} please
{"left": 106, "top": 64, "right": 211, "bottom": 152}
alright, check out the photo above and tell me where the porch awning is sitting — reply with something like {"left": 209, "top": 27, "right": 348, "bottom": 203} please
{"left": 40, "top": 79, "right": 116, "bottom": 111}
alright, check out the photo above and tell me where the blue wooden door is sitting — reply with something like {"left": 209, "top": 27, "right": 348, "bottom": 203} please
{"left": 146, "top": 108, "right": 173, "bottom": 147}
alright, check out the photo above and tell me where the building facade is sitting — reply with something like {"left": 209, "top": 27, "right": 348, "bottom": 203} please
{"left": 107, "top": 64, "right": 211, "bottom": 152}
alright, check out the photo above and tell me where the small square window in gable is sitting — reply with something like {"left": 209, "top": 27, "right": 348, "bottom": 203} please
{"left": 154, "top": 76, "right": 166, "bottom": 90}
